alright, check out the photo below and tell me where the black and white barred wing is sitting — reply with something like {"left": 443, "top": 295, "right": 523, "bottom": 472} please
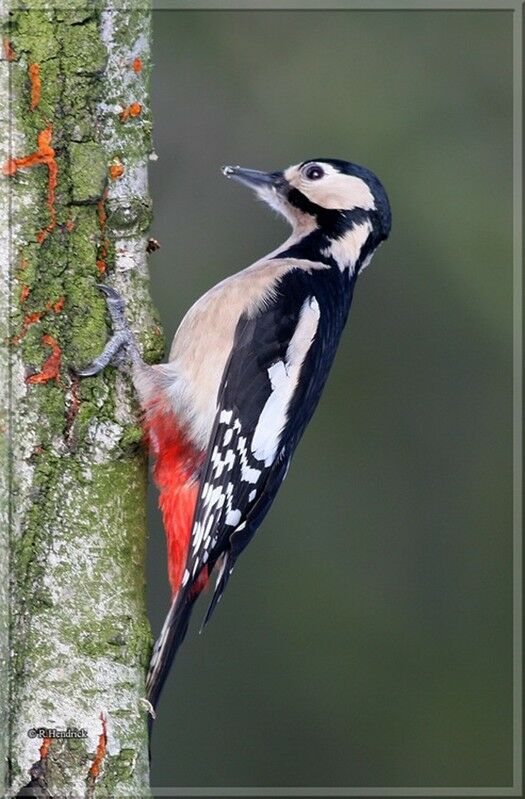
{"left": 183, "top": 283, "right": 325, "bottom": 613}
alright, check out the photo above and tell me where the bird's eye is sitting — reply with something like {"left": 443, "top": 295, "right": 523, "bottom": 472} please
{"left": 303, "top": 164, "right": 324, "bottom": 181}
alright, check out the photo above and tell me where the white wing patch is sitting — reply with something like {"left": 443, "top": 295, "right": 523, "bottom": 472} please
{"left": 225, "top": 508, "right": 242, "bottom": 526}
{"left": 187, "top": 295, "right": 320, "bottom": 577}
{"left": 251, "top": 296, "right": 320, "bottom": 466}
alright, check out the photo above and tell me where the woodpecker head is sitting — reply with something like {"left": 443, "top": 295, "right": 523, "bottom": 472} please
{"left": 222, "top": 159, "right": 391, "bottom": 248}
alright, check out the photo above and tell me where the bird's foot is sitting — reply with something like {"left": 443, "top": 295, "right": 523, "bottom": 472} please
{"left": 75, "top": 285, "right": 140, "bottom": 377}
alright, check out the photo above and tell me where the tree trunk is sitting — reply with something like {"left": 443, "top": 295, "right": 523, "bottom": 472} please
{"left": 2, "top": 2, "right": 161, "bottom": 795}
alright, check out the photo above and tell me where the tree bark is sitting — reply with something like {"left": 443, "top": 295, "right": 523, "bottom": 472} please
{"left": 2, "top": 2, "right": 161, "bottom": 795}
{"left": 1, "top": 5, "right": 11, "bottom": 792}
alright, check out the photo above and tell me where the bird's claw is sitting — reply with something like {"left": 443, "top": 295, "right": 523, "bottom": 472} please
{"left": 95, "top": 283, "right": 130, "bottom": 328}
{"left": 74, "top": 284, "right": 139, "bottom": 377}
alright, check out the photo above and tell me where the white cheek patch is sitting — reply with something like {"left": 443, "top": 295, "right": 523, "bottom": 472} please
{"left": 305, "top": 174, "right": 376, "bottom": 211}
{"left": 286, "top": 163, "right": 376, "bottom": 212}
{"left": 327, "top": 220, "right": 372, "bottom": 272}
{"left": 251, "top": 296, "right": 321, "bottom": 466}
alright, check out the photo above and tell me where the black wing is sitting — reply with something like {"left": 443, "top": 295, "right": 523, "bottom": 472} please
{"left": 187, "top": 265, "right": 354, "bottom": 618}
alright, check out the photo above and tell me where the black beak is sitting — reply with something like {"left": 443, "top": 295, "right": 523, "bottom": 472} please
{"left": 222, "top": 165, "right": 283, "bottom": 192}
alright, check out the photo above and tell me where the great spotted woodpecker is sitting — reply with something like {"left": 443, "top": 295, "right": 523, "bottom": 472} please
{"left": 78, "top": 158, "right": 391, "bottom": 718}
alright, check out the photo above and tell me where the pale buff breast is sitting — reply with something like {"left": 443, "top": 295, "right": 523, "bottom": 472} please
{"left": 159, "top": 256, "right": 328, "bottom": 450}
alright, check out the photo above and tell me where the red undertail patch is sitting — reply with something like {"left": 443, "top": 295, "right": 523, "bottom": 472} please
{"left": 144, "top": 406, "right": 203, "bottom": 596}
{"left": 190, "top": 565, "right": 209, "bottom": 599}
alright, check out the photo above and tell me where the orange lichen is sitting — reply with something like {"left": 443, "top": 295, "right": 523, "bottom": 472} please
{"left": 119, "top": 102, "right": 142, "bottom": 122}
{"left": 52, "top": 296, "right": 64, "bottom": 313}
{"left": 20, "top": 284, "right": 30, "bottom": 303}
{"left": 35, "top": 146, "right": 57, "bottom": 242}
{"left": 13, "top": 295, "right": 64, "bottom": 344}
{"left": 3, "top": 126, "right": 58, "bottom": 244}
{"left": 28, "top": 63, "right": 41, "bottom": 110}
{"left": 97, "top": 191, "right": 107, "bottom": 228}
{"left": 88, "top": 714, "right": 107, "bottom": 780}
{"left": 23, "top": 311, "right": 44, "bottom": 327}
{"left": 2, "top": 38, "right": 15, "bottom": 61}
{"left": 39, "top": 737, "right": 51, "bottom": 760}
{"left": 65, "top": 218, "right": 75, "bottom": 232}
{"left": 12, "top": 310, "right": 44, "bottom": 344}
{"left": 65, "top": 374, "right": 81, "bottom": 437}
{"left": 96, "top": 188, "right": 109, "bottom": 274}
{"left": 26, "top": 334, "right": 61, "bottom": 385}
{"left": 108, "top": 162, "right": 124, "bottom": 180}
{"left": 3, "top": 126, "right": 53, "bottom": 175}
{"left": 132, "top": 57, "right": 142, "bottom": 73}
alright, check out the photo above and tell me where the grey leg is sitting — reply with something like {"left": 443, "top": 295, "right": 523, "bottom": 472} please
{"left": 75, "top": 285, "right": 141, "bottom": 377}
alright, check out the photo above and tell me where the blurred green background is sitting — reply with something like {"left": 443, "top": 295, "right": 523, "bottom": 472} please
{"left": 147, "top": 9, "right": 514, "bottom": 790}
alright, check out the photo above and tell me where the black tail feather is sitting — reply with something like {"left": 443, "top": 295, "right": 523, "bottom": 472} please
{"left": 146, "top": 594, "right": 197, "bottom": 724}
{"left": 146, "top": 558, "right": 235, "bottom": 749}
{"left": 200, "top": 556, "right": 234, "bottom": 631}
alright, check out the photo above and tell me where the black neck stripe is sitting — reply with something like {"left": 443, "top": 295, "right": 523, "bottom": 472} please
{"left": 274, "top": 229, "right": 337, "bottom": 268}
{"left": 287, "top": 187, "right": 373, "bottom": 239}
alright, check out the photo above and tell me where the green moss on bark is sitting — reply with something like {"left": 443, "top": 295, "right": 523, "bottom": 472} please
{"left": 70, "top": 143, "right": 107, "bottom": 203}
{"left": 13, "top": 10, "right": 58, "bottom": 62}
{"left": 6, "top": 5, "right": 157, "bottom": 796}
{"left": 61, "top": 21, "right": 107, "bottom": 75}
